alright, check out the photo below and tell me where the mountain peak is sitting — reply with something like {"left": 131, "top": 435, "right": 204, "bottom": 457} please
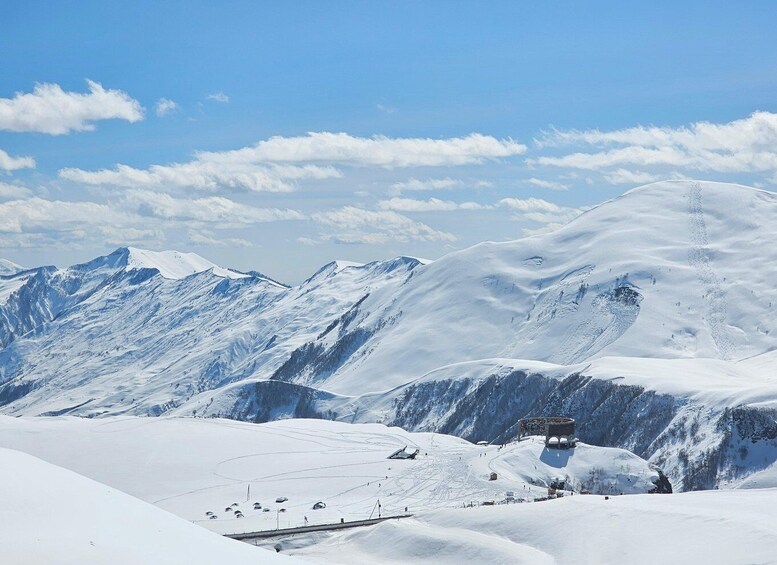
{"left": 121, "top": 247, "right": 248, "bottom": 280}
{"left": 0, "top": 259, "right": 24, "bottom": 276}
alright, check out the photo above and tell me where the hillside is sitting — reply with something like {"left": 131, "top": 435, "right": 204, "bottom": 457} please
{"left": 0, "top": 416, "right": 667, "bottom": 536}
{"left": 290, "top": 488, "right": 777, "bottom": 565}
{"left": 0, "top": 446, "right": 306, "bottom": 565}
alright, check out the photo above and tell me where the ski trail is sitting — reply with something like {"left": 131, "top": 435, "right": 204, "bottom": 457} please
{"left": 687, "top": 182, "right": 733, "bottom": 359}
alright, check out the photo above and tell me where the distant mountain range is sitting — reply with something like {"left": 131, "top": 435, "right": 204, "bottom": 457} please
{"left": 2, "top": 180, "right": 776, "bottom": 491}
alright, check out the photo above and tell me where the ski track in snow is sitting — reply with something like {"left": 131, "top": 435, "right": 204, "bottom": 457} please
{"left": 687, "top": 183, "right": 733, "bottom": 360}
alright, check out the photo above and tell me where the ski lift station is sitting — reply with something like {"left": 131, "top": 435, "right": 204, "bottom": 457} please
{"left": 518, "top": 417, "right": 577, "bottom": 449}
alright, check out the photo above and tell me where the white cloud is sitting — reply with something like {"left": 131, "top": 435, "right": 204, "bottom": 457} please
{"left": 0, "top": 182, "right": 33, "bottom": 200}
{"left": 0, "top": 80, "right": 143, "bottom": 135}
{"left": 0, "top": 149, "right": 35, "bottom": 171}
{"left": 376, "top": 103, "right": 396, "bottom": 114}
{"left": 206, "top": 92, "right": 229, "bottom": 103}
{"left": 312, "top": 206, "right": 456, "bottom": 244}
{"left": 378, "top": 197, "right": 489, "bottom": 212}
{"left": 531, "top": 111, "right": 777, "bottom": 176}
{"left": 0, "top": 186, "right": 305, "bottom": 250}
{"left": 61, "top": 132, "right": 523, "bottom": 193}
{"left": 197, "top": 132, "right": 526, "bottom": 168}
{"left": 498, "top": 197, "right": 583, "bottom": 228}
{"left": 99, "top": 226, "right": 165, "bottom": 247}
{"left": 390, "top": 178, "right": 463, "bottom": 194}
{"left": 123, "top": 190, "right": 305, "bottom": 224}
{"left": 155, "top": 98, "right": 179, "bottom": 117}
{"left": 187, "top": 230, "right": 253, "bottom": 248}
{"left": 0, "top": 197, "right": 129, "bottom": 235}
{"left": 498, "top": 197, "right": 563, "bottom": 213}
{"left": 602, "top": 168, "right": 690, "bottom": 185}
{"left": 523, "top": 177, "right": 569, "bottom": 191}
{"left": 60, "top": 161, "right": 340, "bottom": 193}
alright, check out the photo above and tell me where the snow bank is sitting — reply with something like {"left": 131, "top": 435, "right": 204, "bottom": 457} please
{"left": 294, "top": 489, "right": 777, "bottom": 565}
{"left": 0, "top": 447, "right": 306, "bottom": 565}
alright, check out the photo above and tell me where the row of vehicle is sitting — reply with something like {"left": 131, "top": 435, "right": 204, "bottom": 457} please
{"left": 204, "top": 497, "right": 326, "bottom": 519}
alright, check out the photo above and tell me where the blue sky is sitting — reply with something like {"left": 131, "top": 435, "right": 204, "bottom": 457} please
{"left": 2, "top": 1, "right": 777, "bottom": 281}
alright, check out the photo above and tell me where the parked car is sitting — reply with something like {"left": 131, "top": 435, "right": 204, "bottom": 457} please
{"left": 253, "top": 502, "right": 262, "bottom": 510}
{"left": 263, "top": 508, "right": 271, "bottom": 513}
{"left": 312, "top": 501, "right": 326, "bottom": 510}
{"left": 275, "top": 496, "right": 288, "bottom": 503}
{"left": 209, "top": 514, "right": 218, "bottom": 520}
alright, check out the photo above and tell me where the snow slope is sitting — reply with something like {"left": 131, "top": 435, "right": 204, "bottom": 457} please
{"left": 297, "top": 180, "right": 777, "bottom": 395}
{"left": 0, "top": 447, "right": 306, "bottom": 565}
{"left": 123, "top": 246, "right": 250, "bottom": 280}
{"left": 0, "top": 258, "right": 23, "bottom": 275}
{"left": 0, "top": 416, "right": 665, "bottom": 537}
{"left": 290, "top": 489, "right": 777, "bottom": 565}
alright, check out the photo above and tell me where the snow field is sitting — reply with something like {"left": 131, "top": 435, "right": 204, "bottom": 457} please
{"left": 0, "top": 447, "right": 307, "bottom": 565}
{"left": 289, "top": 489, "right": 777, "bottom": 564}
{"left": 0, "top": 416, "right": 660, "bottom": 537}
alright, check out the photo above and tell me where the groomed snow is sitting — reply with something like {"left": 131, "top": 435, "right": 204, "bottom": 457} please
{"left": 0, "top": 447, "right": 307, "bottom": 565}
{"left": 0, "top": 417, "right": 661, "bottom": 537}
{"left": 290, "top": 488, "right": 777, "bottom": 565}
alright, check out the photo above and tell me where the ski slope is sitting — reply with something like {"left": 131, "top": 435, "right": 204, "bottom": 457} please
{"left": 0, "top": 416, "right": 663, "bottom": 537}
{"left": 0, "top": 447, "right": 306, "bottom": 565}
{"left": 289, "top": 488, "right": 777, "bottom": 565}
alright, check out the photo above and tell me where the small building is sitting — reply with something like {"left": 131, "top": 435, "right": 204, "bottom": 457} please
{"left": 518, "top": 417, "right": 577, "bottom": 449}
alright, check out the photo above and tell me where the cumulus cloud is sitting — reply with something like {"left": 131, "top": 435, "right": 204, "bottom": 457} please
{"left": 602, "top": 169, "right": 689, "bottom": 185}
{"left": 498, "top": 197, "right": 583, "bottom": 228}
{"left": 498, "top": 197, "right": 563, "bottom": 213}
{"left": 531, "top": 112, "right": 777, "bottom": 177}
{"left": 155, "top": 98, "right": 179, "bottom": 117}
{"left": 0, "top": 182, "right": 33, "bottom": 200}
{"left": 187, "top": 230, "right": 252, "bottom": 248}
{"left": 0, "top": 186, "right": 307, "bottom": 249}
{"left": 312, "top": 206, "right": 456, "bottom": 244}
{"left": 378, "top": 197, "right": 489, "bottom": 212}
{"left": 0, "top": 80, "right": 143, "bottom": 135}
{"left": 60, "top": 161, "right": 340, "bottom": 193}
{"left": 0, "top": 149, "right": 35, "bottom": 171}
{"left": 123, "top": 190, "right": 305, "bottom": 224}
{"left": 197, "top": 132, "right": 526, "bottom": 168}
{"left": 206, "top": 92, "right": 229, "bottom": 103}
{"left": 523, "top": 177, "right": 569, "bottom": 191}
{"left": 390, "top": 178, "right": 463, "bottom": 194}
{"left": 0, "top": 197, "right": 129, "bottom": 235}
{"left": 61, "top": 132, "right": 522, "bottom": 192}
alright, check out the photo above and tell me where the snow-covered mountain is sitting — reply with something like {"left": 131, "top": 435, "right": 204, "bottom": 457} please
{"left": 0, "top": 259, "right": 23, "bottom": 276}
{"left": 1, "top": 180, "right": 776, "bottom": 490}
